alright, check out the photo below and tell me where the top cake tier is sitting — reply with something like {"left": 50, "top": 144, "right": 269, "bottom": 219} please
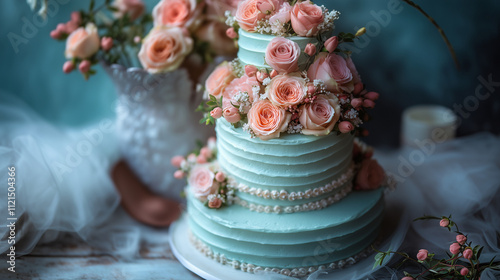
{"left": 238, "top": 29, "right": 318, "bottom": 70}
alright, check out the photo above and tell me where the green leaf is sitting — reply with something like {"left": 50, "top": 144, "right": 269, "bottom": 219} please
{"left": 373, "top": 252, "right": 386, "bottom": 269}
{"left": 89, "top": 0, "right": 95, "bottom": 11}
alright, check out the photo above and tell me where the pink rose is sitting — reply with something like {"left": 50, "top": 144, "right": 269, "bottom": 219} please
{"left": 265, "top": 37, "right": 300, "bottom": 73}
{"left": 256, "top": 71, "right": 269, "bottom": 83}
{"left": 101, "top": 37, "right": 113, "bottom": 51}
{"left": 460, "top": 268, "right": 469, "bottom": 276}
{"left": 62, "top": 61, "right": 74, "bottom": 73}
{"left": 304, "top": 43, "right": 316, "bottom": 56}
{"left": 338, "top": 121, "right": 354, "bottom": 133}
{"left": 200, "top": 147, "right": 212, "bottom": 159}
{"left": 223, "top": 75, "right": 261, "bottom": 113}
{"left": 65, "top": 23, "right": 100, "bottom": 59}
{"left": 248, "top": 100, "right": 291, "bottom": 140}
{"left": 290, "top": 1, "right": 323, "bottom": 37}
{"left": 269, "top": 2, "right": 291, "bottom": 26}
{"left": 138, "top": 27, "right": 193, "bottom": 73}
{"left": 112, "top": 0, "right": 145, "bottom": 21}
{"left": 463, "top": 248, "right": 473, "bottom": 259}
{"left": 244, "top": 64, "right": 258, "bottom": 77}
{"left": 440, "top": 218, "right": 450, "bottom": 227}
{"left": 78, "top": 60, "right": 91, "bottom": 73}
{"left": 355, "top": 159, "right": 385, "bottom": 190}
{"left": 188, "top": 166, "right": 217, "bottom": 201}
{"left": 208, "top": 196, "right": 223, "bottom": 209}
{"left": 456, "top": 234, "right": 467, "bottom": 245}
{"left": 299, "top": 94, "right": 340, "bottom": 136}
{"left": 226, "top": 27, "right": 238, "bottom": 39}
{"left": 215, "top": 172, "right": 226, "bottom": 182}
{"left": 153, "top": 0, "right": 203, "bottom": 30}
{"left": 267, "top": 74, "right": 307, "bottom": 107}
{"left": 173, "top": 170, "right": 185, "bottom": 179}
{"left": 307, "top": 53, "right": 354, "bottom": 93}
{"left": 324, "top": 36, "right": 338, "bottom": 53}
{"left": 223, "top": 106, "right": 241, "bottom": 123}
{"left": 416, "top": 249, "right": 428, "bottom": 261}
{"left": 171, "top": 155, "right": 185, "bottom": 167}
{"left": 205, "top": 62, "right": 235, "bottom": 99}
{"left": 195, "top": 20, "right": 237, "bottom": 56}
{"left": 235, "top": 0, "right": 280, "bottom": 32}
{"left": 450, "top": 242, "right": 461, "bottom": 255}
{"left": 345, "top": 56, "right": 362, "bottom": 85}
{"left": 210, "top": 107, "right": 223, "bottom": 119}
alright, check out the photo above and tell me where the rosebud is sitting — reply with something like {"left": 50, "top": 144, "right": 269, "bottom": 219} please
{"left": 215, "top": 172, "right": 226, "bottom": 182}
{"left": 50, "top": 29, "right": 62, "bottom": 39}
{"left": 450, "top": 242, "right": 461, "bottom": 255}
{"left": 270, "top": 69, "right": 278, "bottom": 78}
{"left": 78, "top": 60, "right": 91, "bottom": 73}
{"left": 62, "top": 61, "right": 75, "bottom": 73}
{"left": 170, "top": 155, "right": 185, "bottom": 168}
{"left": 355, "top": 27, "right": 366, "bottom": 37}
{"left": 256, "top": 71, "right": 269, "bottom": 83}
{"left": 460, "top": 267, "right": 469, "bottom": 276}
{"left": 353, "top": 83, "right": 364, "bottom": 95}
{"left": 244, "top": 64, "right": 258, "bottom": 77}
{"left": 440, "top": 218, "right": 450, "bottom": 227}
{"left": 401, "top": 277, "right": 414, "bottom": 280}
{"left": 307, "top": 83, "right": 316, "bottom": 94}
{"left": 364, "top": 91, "right": 380, "bottom": 101}
{"left": 200, "top": 147, "right": 212, "bottom": 159}
{"left": 324, "top": 36, "right": 338, "bottom": 53}
{"left": 210, "top": 107, "right": 223, "bottom": 119}
{"left": 196, "top": 154, "right": 207, "bottom": 164}
{"left": 208, "top": 196, "right": 223, "bottom": 209}
{"left": 226, "top": 27, "right": 238, "bottom": 39}
{"left": 456, "top": 234, "right": 467, "bottom": 245}
{"left": 257, "top": 1, "right": 273, "bottom": 14}
{"left": 363, "top": 99, "right": 376, "bottom": 108}
{"left": 56, "top": 23, "right": 67, "bottom": 33}
{"left": 173, "top": 170, "right": 185, "bottom": 179}
{"left": 416, "top": 249, "right": 428, "bottom": 261}
{"left": 101, "top": 36, "right": 114, "bottom": 51}
{"left": 338, "top": 121, "right": 354, "bottom": 133}
{"left": 351, "top": 98, "right": 363, "bottom": 108}
{"left": 304, "top": 43, "right": 316, "bottom": 56}
{"left": 463, "top": 248, "right": 473, "bottom": 259}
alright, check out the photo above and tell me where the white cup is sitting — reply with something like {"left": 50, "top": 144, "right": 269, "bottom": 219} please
{"left": 401, "top": 105, "right": 457, "bottom": 148}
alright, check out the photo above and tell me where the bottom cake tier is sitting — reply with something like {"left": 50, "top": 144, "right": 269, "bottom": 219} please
{"left": 187, "top": 188, "right": 384, "bottom": 277}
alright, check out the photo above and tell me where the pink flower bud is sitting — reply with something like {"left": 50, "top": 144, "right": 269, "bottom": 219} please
{"left": 324, "top": 36, "right": 338, "bottom": 53}
{"left": 226, "top": 27, "right": 238, "bottom": 39}
{"left": 338, "top": 121, "right": 354, "bottom": 133}
{"left": 50, "top": 29, "right": 62, "bottom": 39}
{"left": 450, "top": 242, "right": 461, "bottom": 255}
{"left": 363, "top": 99, "right": 376, "bottom": 108}
{"left": 460, "top": 267, "right": 469, "bottom": 276}
{"left": 244, "top": 64, "right": 258, "bottom": 77}
{"left": 353, "top": 83, "right": 364, "bottom": 95}
{"left": 440, "top": 218, "right": 450, "bottom": 227}
{"left": 215, "top": 172, "right": 226, "bottom": 182}
{"left": 134, "top": 36, "right": 141, "bottom": 44}
{"left": 200, "top": 147, "right": 211, "bottom": 159}
{"left": 101, "top": 36, "right": 113, "bottom": 51}
{"left": 307, "top": 83, "right": 316, "bottom": 94}
{"left": 70, "top": 11, "right": 81, "bottom": 23}
{"left": 62, "top": 61, "right": 74, "bottom": 73}
{"left": 78, "top": 60, "right": 91, "bottom": 73}
{"left": 170, "top": 155, "right": 185, "bottom": 168}
{"left": 401, "top": 277, "right": 414, "bottom": 280}
{"left": 364, "top": 91, "right": 380, "bottom": 101}
{"left": 208, "top": 196, "right": 223, "bottom": 209}
{"left": 210, "top": 107, "right": 223, "bottom": 119}
{"left": 304, "top": 43, "right": 316, "bottom": 56}
{"left": 463, "top": 248, "right": 473, "bottom": 259}
{"left": 456, "top": 234, "right": 467, "bottom": 245}
{"left": 351, "top": 98, "right": 363, "bottom": 108}
{"left": 256, "top": 71, "right": 269, "bottom": 83}
{"left": 270, "top": 69, "right": 278, "bottom": 78}
{"left": 187, "top": 153, "right": 197, "bottom": 162}
{"left": 416, "top": 249, "right": 428, "bottom": 261}
{"left": 56, "top": 23, "right": 67, "bottom": 33}
{"left": 173, "top": 170, "right": 185, "bottom": 179}
{"left": 257, "top": 1, "right": 273, "bottom": 14}
{"left": 196, "top": 154, "right": 207, "bottom": 164}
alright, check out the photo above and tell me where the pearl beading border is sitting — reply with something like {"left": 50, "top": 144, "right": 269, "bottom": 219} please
{"left": 228, "top": 163, "right": 355, "bottom": 201}
{"left": 189, "top": 230, "right": 373, "bottom": 278}
{"left": 233, "top": 182, "right": 353, "bottom": 214}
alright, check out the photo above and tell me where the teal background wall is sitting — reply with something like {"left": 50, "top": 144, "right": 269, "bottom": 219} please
{"left": 1, "top": 1, "right": 499, "bottom": 145}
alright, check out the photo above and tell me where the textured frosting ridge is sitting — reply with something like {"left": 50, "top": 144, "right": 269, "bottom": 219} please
{"left": 237, "top": 29, "right": 318, "bottom": 70}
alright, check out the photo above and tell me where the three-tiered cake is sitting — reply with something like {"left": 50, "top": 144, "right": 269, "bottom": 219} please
{"left": 172, "top": 1, "right": 389, "bottom": 277}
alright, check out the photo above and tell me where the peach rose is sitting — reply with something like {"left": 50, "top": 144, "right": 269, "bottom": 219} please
{"left": 223, "top": 106, "right": 241, "bottom": 123}
{"left": 188, "top": 166, "right": 217, "bottom": 201}
{"left": 208, "top": 196, "right": 223, "bottom": 208}
{"left": 267, "top": 74, "right": 307, "bottom": 107}
{"left": 153, "top": 0, "right": 203, "bottom": 30}
{"left": 235, "top": 0, "right": 280, "bottom": 32}
{"left": 112, "top": 0, "right": 145, "bottom": 21}
{"left": 269, "top": 2, "right": 291, "bottom": 25}
{"left": 222, "top": 75, "right": 261, "bottom": 113}
{"left": 205, "top": 62, "right": 235, "bottom": 99}
{"left": 265, "top": 37, "right": 300, "bottom": 73}
{"left": 138, "top": 27, "right": 193, "bottom": 73}
{"left": 65, "top": 23, "right": 100, "bottom": 59}
{"left": 355, "top": 159, "right": 385, "bottom": 190}
{"left": 195, "top": 20, "right": 237, "bottom": 56}
{"left": 248, "top": 99, "right": 291, "bottom": 140}
{"left": 307, "top": 52, "right": 354, "bottom": 93}
{"left": 299, "top": 94, "right": 340, "bottom": 136}
{"left": 290, "top": 1, "right": 324, "bottom": 37}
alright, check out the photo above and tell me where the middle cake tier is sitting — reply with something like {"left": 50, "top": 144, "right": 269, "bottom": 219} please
{"left": 216, "top": 119, "right": 355, "bottom": 210}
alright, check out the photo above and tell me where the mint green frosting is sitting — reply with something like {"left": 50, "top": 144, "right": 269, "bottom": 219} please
{"left": 237, "top": 29, "right": 318, "bottom": 70}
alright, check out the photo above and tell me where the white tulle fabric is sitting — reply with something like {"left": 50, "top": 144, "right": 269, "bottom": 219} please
{"left": 0, "top": 90, "right": 499, "bottom": 279}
